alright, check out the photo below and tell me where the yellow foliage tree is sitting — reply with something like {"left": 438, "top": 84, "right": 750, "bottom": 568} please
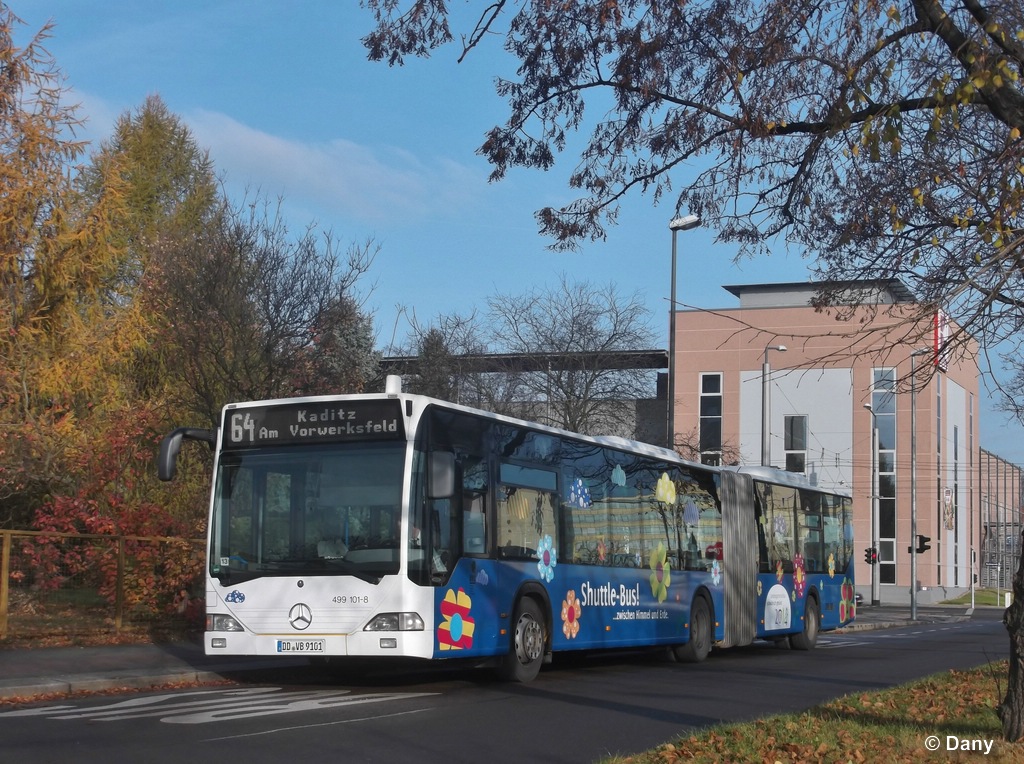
{"left": 0, "top": 8, "right": 154, "bottom": 527}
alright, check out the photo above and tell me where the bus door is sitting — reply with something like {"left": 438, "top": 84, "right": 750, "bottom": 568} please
{"left": 718, "top": 470, "right": 757, "bottom": 647}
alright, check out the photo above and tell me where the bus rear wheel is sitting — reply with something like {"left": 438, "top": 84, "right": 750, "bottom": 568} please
{"left": 789, "top": 597, "right": 819, "bottom": 651}
{"left": 499, "top": 597, "right": 546, "bottom": 682}
{"left": 673, "top": 596, "right": 711, "bottom": 663}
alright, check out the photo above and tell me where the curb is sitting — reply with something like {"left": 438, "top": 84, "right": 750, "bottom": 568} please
{"left": 838, "top": 613, "right": 971, "bottom": 633}
{"left": 0, "top": 670, "right": 229, "bottom": 700}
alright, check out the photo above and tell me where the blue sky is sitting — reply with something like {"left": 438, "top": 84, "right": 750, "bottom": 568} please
{"left": 14, "top": 1, "right": 1024, "bottom": 464}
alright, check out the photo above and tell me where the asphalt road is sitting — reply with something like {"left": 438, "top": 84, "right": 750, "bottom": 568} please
{"left": 0, "top": 609, "right": 1008, "bottom": 764}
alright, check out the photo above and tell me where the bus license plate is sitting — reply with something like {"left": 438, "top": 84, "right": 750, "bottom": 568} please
{"left": 276, "top": 639, "right": 325, "bottom": 653}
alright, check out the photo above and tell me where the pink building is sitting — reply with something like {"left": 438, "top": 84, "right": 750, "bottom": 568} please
{"left": 673, "top": 280, "right": 982, "bottom": 603}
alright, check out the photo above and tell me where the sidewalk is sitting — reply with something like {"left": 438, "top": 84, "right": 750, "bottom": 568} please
{"left": 0, "top": 641, "right": 307, "bottom": 701}
{"left": 0, "top": 605, "right": 980, "bottom": 702}
{"left": 839, "top": 603, "right": 976, "bottom": 631}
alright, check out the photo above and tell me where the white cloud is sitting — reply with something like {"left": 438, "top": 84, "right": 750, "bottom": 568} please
{"left": 185, "top": 110, "right": 483, "bottom": 225}
{"left": 59, "top": 88, "right": 119, "bottom": 151}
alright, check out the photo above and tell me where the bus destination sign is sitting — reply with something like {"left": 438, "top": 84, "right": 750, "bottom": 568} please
{"left": 222, "top": 400, "right": 405, "bottom": 448}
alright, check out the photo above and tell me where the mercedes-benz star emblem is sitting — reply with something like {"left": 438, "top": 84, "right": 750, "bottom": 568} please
{"left": 288, "top": 603, "right": 312, "bottom": 631}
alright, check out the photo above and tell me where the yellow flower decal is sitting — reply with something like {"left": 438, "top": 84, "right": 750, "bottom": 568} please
{"left": 776, "top": 560, "right": 784, "bottom": 582}
{"left": 655, "top": 473, "right": 676, "bottom": 505}
{"left": 438, "top": 587, "right": 474, "bottom": 650}
{"left": 561, "top": 590, "right": 582, "bottom": 639}
{"left": 828, "top": 553, "right": 836, "bottom": 578}
{"left": 649, "top": 542, "right": 671, "bottom": 602}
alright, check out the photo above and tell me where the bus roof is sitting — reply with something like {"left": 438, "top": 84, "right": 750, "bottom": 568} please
{"left": 726, "top": 465, "right": 852, "bottom": 497}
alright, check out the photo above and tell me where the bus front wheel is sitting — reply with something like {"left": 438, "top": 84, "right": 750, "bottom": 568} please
{"left": 499, "top": 597, "right": 546, "bottom": 682}
{"left": 789, "top": 597, "right": 819, "bottom": 650}
{"left": 673, "top": 596, "right": 711, "bottom": 663}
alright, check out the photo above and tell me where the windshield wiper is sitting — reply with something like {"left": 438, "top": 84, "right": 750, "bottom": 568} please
{"left": 320, "top": 557, "right": 382, "bottom": 584}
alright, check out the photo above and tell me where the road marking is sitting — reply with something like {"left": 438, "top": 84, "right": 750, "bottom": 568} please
{"left": 201, "top": 707, "right": 432, "bottom": 741}
{"left": 0, "top": 687, "right": 440, "bottom": 725}
{"left": 817, "top": 639, "right": 870, "bottom": 649}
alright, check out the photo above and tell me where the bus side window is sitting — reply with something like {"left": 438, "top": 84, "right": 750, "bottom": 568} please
{"left": 429, "top": 498, "right": 453, "bottom": 580}
{"left": 497, "top": 487, "right": 532, "bottom": 557}
{"left": 463, "top": 492, "right": 486, "bottom": 554}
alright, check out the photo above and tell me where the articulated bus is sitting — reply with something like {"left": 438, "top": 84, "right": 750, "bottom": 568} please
{"left": 159, "top": 376, "right": 855, "bottom": 681}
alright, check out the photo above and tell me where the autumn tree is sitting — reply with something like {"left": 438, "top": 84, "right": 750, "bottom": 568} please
{"left": 362, "top": 0, "right": 1024, "bottom": 736}
{"left": 79, "top": 94, "right": 218, "bottom": 288}
{"left": 79, "top": 94, "right": 219, "bottom": 393}
{"left": 0, "top": 11, "right": 203, "bottom": 614}
{"left": 46, "top": 95, "right": 227, "bottom": 533}
{"left": 0, "top": 6, "right": 105, "bottom": 528}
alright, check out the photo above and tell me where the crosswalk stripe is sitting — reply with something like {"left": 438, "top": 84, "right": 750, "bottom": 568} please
{"left": 0, "top": 687, "right": 440, "bottom": 724}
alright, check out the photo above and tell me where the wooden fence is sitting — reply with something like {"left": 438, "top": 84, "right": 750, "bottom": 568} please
{"left": 0, "top": 529, "right": 204, "bottom": 643}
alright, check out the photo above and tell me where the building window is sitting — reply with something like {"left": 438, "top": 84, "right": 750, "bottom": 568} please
{"left": 873, "top": 369, "right": 897, "bottom": 585}
{"left": 699, "top": 373, "right": 723, "bottom": 466}
{"left": 784, "top": 415, "right": 807, "bottom": 474}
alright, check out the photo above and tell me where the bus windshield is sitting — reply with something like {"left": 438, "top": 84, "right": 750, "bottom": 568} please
{"left": 209, "top": 441, "right": 406, "bottom": 584}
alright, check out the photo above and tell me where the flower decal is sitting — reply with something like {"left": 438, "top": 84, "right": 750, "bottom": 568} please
{"left": 649, "top": 542, "right": 672, "bottom": 602}
{"left": 757, "top": 580, "right": 763, "bottom": 596}
{"left": 611, "top": 464, "right": 626, "bottom": 487}
{"left": 596, "top": 539, "right": 607, "bottom": 563}
{"left": 438, "top": 588, "right": 475, "bottom": 650}
{"left": 828, "top": 553, "right": 836, "bottom": 578}
{"left": 793, "top": 554, "right": 806, "bottom": 598}
{"left": 561, "top": 590, "right": 582, "bottom": 639}
{"left": 776, "top": 560, "right": 784, "bottom": 582}
{"left": 655, "top": 473, "right": 676, "bottom": 505}
{"left": 537, "top": 534, "right": 557, "bottom": 581}
{"left": 567, "top": 478, "right": 592, "bottom": 508}
{"left": 839, "top": 577, "right": 856, "bottom": 622}
{"left": 711, "top": 559, "right": 722, "bottom": 586}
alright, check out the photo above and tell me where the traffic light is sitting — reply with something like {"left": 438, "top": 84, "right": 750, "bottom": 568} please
{"left": 916, "top": 535, "right": 931, "bottom": 554}
{"left": 863, "top": 547, "right": 877, "bottom": 565}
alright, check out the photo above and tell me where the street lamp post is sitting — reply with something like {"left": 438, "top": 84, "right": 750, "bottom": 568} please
{"left": 667, "top": 214, "right": 701, "bottom": 450}
{"left": 864, "top": 402, "right": 880, "bottom": 606}
{"left": 761, "top": 344, "right": 787, "bottom": 467}
{"left": 910, "top": 347, "right": 930, "bottom": 620}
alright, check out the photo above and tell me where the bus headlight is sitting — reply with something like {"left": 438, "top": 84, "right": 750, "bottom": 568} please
{"left": 207, "top": 613, "right": 245, "bottom": 632}
{"left": 364, "top": 612, "right": 424, "bottom": 632}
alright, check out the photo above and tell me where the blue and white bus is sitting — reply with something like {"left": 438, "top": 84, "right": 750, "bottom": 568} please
{"left": 159, "top": 376, "right": 855, "bottom": 681}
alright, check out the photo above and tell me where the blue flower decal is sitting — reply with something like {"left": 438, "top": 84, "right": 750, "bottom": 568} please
{"left": 537, "top": 535, "right": 557, "bottom": 581}
{"left": 611, "top": 464, "right": 626, "bottom": 487}
{"left": 226, "top": 590, "right": 245, "bottom": 603}
{"left": 711, "top": 559, "right": 722, "bottom": 586}
{"left": 567, "top": 478, "right": 592, "bottom": 508}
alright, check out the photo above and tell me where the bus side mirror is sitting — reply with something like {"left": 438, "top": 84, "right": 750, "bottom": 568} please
{"left": 429, "top": 451, "right": 455, "bottom": 499}
{"left": 158, "top": 427, "right": 216, "bottom": 481}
